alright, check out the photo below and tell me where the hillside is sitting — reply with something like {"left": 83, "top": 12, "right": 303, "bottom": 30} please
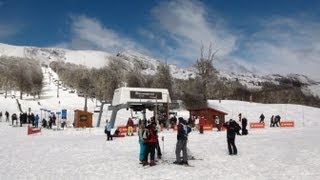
{"left": 1, "top": 43, "right": 320, "bottom": 105}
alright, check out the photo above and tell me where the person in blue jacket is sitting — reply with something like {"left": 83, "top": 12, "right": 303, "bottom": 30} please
{"left": 105, "top": 120, "right": 113, "bottom": 141}
{"left": 34, "top": 114, "right": 39, "bottom": 128}
{"left": 138, "top": 119, "right": 146, "bottom": 164}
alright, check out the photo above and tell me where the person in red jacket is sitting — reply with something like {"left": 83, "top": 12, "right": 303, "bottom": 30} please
{"left": 199, "top": 116, "right": 205, "bottom": 134}
{"left": 142, "top": 121, "right": 158, "bottom": 166}
{"left": 126, "top": 118, "right": 134, "bottom": 136}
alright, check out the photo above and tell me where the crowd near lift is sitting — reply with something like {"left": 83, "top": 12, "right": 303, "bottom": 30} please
{"left": 96, "top": 87, "right": 171, "bottom": 128}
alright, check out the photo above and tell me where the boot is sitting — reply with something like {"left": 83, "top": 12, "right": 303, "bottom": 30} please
{"left": 142, "top": 161, "right": 149, "bottom": 166}
{"left": 149, "top": 160, "right": 156, "bottom": 166}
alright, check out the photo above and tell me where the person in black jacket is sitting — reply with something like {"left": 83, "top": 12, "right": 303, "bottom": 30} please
{"left": 223, "top": 119, "right": 241, "bottom": 155}
{"left": 174, "top": 117, "right": 191, "bottom": 165}
{"left": 241, "top": 118, "right": 248, "bottom": 135}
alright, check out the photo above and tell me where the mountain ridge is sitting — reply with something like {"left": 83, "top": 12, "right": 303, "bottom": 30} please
{"left": 1, "top": 42, "right": 319, "bottom": 98}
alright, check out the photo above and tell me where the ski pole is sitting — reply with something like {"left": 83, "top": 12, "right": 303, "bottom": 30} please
{"left": 162, "top": 136, "right": 164, "bottom": 153}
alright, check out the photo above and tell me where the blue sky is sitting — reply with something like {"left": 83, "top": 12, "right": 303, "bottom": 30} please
{"left": 1, "top": 0, "right": 320, "bottom": 80}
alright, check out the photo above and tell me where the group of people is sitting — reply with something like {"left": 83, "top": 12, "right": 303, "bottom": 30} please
{"left": 105, "top": 112, "right": 285, "bottom": 167}
{"left": 259, "top": 113, "right": 281, "bottom": 127}
{"left": 138, "top": 117, "right": 162, "bottom": 166}
{"left": 0, "top": 111, "right": 40, "bottom": 128}
{"left": 0, "top": 111, "right": 10, "bottom": 122}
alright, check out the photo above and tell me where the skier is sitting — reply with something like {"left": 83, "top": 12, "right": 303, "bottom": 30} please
{"left": 0, "top": 111, "right": 2, "bottom": 121}
{"left": 174, "top": 117, "right": 191, "bottom": 165}
{"left": 105, "top": 120, "right": 113, "bottom": 141}
{"left": 259, "top": 113, "right": 265, "bottom": 123}
{"left": 142, "top": 121, "right": 158, "bottom": 166}
{"left": 223, "top": 119, "right": 241, "bottom": 155}
{"left": 138, "top": 120, "right": 146, "bottom": 164}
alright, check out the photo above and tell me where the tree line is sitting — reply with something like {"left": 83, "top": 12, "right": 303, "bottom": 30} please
{"left": 0, "top": 56, "right": 43, "bottom": 99}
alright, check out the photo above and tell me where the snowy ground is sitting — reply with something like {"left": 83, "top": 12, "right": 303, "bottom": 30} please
{"left": 0, "top": 68, "right": 320, "bottom": 180}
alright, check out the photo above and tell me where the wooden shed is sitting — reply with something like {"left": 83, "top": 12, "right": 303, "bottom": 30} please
{"left": 74, "top": 109, "right": 93, "bottom": 128}
{"left": 189, "top": 107, "right": 228, "bottom": 127}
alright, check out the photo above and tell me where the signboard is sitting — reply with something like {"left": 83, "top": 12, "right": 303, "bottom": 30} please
{"left": 130, "top": 91, "right": 162, "bottom": 99}
{"left": 250, "top": 122, "right": 265, "bottom": 128}
{"left": 62, "top": 109, "right": 67, "bottom": 119}
{"left": 80, "top": 115, "right": 87, "bottom": 121}
{"left": 280, "top": 121, "right": 295, "bottom": 127}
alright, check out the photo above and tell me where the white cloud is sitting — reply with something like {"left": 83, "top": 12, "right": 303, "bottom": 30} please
{"left": 151, "top": 0, "right": 237, "bottom": 65}
{"left": 240, "top": 17, "right": 320, "bottom": 81}
{"left": 64, "top": 15, "right": 147, "bottom": 54}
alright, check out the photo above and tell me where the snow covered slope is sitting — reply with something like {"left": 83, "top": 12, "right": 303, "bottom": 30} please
{"left": 1, "top": 43, "right": 319, "bottom": 96}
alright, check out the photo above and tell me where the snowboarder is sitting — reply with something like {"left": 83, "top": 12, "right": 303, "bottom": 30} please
{"left": 174, "top": 117, "right": 191, "bottom": 165}
{"left": 223, "top": 119, "right": 241, "bottom": 155}
{"left": 259, "top": 113, "right": 265, "bottom": 123}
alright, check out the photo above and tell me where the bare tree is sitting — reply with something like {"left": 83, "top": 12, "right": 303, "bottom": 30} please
{"left": 194, "top": 44, "right": 217, "bottom": 102}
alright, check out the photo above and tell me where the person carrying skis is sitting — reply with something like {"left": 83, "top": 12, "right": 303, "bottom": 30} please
{"left": 174, "top": 117, "right": 191, "bottom": 165}
{"left": 223, "top": 119, "right": 241, "bottom": 155}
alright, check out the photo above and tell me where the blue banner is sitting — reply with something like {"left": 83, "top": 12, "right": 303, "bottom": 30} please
{"left": 61, "top": 109, "right": 67, "bottom": 119}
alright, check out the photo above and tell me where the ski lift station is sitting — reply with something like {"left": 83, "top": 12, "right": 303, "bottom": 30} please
{"left": 98, "top": 87, "right": 171, "bottom": 128}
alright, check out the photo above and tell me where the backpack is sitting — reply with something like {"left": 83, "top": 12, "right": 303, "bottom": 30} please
{"left": 142, "top": 129, "right": 151, "bottom": 140}
{"left": 182, "top": 124, "right": 191, "bottom": 138}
